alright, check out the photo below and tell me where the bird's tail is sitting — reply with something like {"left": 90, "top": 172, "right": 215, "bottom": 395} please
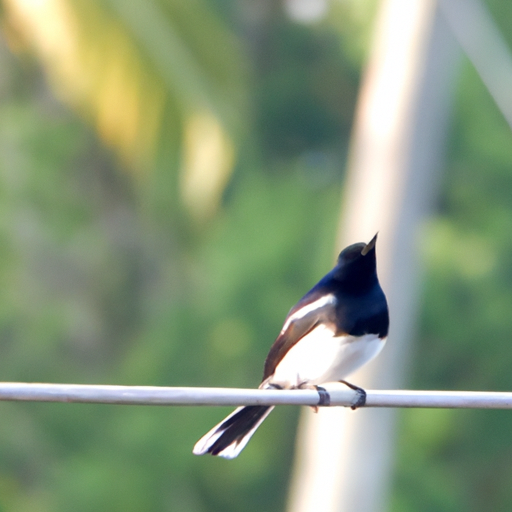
{"left": 193, "top": 405, "right": 274, "bottom": 459}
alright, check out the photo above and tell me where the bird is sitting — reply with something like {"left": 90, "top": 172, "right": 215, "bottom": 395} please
{"left": 193, "top": 233, "right": 389, "bottom": 459}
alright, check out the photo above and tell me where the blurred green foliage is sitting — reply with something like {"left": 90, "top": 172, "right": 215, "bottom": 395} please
{"left": 0, "top": 1, "right": 511, "bottom": 512}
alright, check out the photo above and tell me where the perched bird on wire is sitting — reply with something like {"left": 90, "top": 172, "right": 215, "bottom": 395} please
{"left": 193, "top": 234, "right": 389, "bottom": 459}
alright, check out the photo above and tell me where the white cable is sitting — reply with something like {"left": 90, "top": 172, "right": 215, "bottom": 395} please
{"left": 0, "top": 382, "right": 511, "bottom": 409}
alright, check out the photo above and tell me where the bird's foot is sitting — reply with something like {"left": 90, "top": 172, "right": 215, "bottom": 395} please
{"left": 315, "top": 385, "right": 331, "bottom": 408}
{"left": 339, "top": 380, "right": 366, "bottom": 409}
{"left": 297, "top": 383, "right": 331, "bottom": 412}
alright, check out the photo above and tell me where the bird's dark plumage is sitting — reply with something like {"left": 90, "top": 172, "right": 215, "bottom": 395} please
{"left": 194, "top": 234, "right": 389, "bottom": 458}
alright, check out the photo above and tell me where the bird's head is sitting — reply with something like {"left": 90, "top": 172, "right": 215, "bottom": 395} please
{"left": 334, "top": 233, "right": 378, "bottom": 288}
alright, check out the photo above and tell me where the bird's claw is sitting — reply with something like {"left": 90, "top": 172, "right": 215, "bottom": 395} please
{"left": 339, "top": 380, "right": 366, "bottom": 409}
{"left": 315, "top": 386, "right": 331, "bottom": 407}
{"left": 350, "top": 388, "right": 366, "bottom": 409}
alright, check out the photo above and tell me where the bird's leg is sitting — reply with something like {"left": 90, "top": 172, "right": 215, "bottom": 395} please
{"left": 315, "top": 386, "right": 331, "bottom": 407}
{"left": 297, "top": 382, "right": 331, "bottom": 412}
{"left": 339, "top": 380, "right": 366, "bottom": 409}
{"left": 269, "top": 381, "right": 332, "bottom": 412}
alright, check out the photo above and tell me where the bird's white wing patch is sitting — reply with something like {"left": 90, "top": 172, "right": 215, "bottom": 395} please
{"left": 280, "top": 294, "right": 336, "bottom": 333}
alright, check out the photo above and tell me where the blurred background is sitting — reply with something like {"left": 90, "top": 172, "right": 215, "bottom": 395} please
{"left": 0, "top": 0, "right": 511, "bottom": 511}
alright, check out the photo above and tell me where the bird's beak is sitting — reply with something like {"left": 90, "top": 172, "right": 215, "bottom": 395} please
{"left": 361, "top": 233, "right": 378, "bottom": 256}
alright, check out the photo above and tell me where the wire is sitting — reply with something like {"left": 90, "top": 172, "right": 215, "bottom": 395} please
{"left": 0, "top": 382, "right": 511, "bottom": 409}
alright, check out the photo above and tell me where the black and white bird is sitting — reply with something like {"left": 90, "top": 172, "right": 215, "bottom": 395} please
{"left": 193, "top": 234, "right": 389, "bottom": 459}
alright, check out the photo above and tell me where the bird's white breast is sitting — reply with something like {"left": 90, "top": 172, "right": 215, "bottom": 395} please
{"left": 270, "top": 326, "right": 386, "bottom": 389}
